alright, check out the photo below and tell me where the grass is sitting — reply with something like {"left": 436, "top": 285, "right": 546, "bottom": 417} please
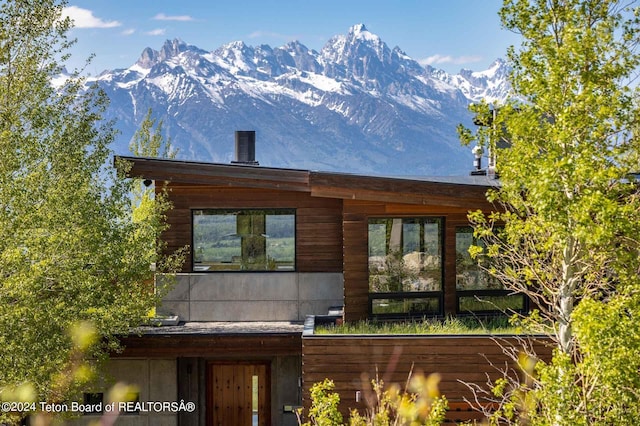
{"left": 314, "top": 315, "right": 527, "bottom": 335}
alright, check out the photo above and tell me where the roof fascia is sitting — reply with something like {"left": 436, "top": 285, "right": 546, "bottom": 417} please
{"left": 116, "top": 156, "right": 311, "bottom": 192}
{"left": 309, "top": 171, "right": 494, "bottom": 207}
{"left": 116, "top": 156, "right": 495, "bottom": 207}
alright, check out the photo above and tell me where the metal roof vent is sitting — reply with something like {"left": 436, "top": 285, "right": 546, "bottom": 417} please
{"left": 470, "top": 144, "right": 487, "bottom": 176}
{"left": 232, "top": 130, "right": 259, "bottom": 165}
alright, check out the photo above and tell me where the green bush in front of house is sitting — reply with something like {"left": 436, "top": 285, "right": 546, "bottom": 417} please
{"left": 298, "top": 375, "right": 448, "bottom": 426}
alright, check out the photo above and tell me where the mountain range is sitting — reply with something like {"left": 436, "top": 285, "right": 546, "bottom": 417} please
{"left": 90, "top": 24, "right": 511, "bottom": 176}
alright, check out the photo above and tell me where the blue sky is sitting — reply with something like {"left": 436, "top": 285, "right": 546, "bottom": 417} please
{"left": 63, "top": 0, "right": 522, "bottom": 75}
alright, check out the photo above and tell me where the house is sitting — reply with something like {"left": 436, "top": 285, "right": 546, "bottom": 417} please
{"left": 82, "top": 132, "right": 530, "bottom": 425}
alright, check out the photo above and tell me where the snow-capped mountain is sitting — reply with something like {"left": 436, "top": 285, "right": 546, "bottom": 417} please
{"left": 92, "top": 24, "right": 511, "bottom": 175}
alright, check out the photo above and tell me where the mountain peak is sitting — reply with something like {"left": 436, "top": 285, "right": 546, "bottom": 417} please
{"left": 347, "top": 23, "right": 382, "bottom": 45}
{"left": 349, "top": 23, "right": 368, "bottom": 34}
{"left": 230, "top": 40, "right": 250, "bottom": 50}
{"left": 135, "top": 38, "right": 206, "bottom": 70}
{"left": 159, "top": 38, "right": 187, "bottom": 60}
{"left": 319, "top": 24, "right": 393, "bottom": 87}
{"left": 467, "top": 58, "right": 509, "bottom": 80}
{"left": 284, "top": 40, "right": 308, "bottom": 51}
{"left": 136, "top": 47, "right": 158, "bottom": 69}
{"left": 134, "top": 39, "right": 187, "bottom": 69}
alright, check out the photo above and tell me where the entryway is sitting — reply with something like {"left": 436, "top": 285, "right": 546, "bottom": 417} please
{"left": 206, "top": 361, "right": 270, "bottom": 426}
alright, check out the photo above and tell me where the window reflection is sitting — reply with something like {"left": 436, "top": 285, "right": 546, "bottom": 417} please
{"left": 193, "top": 209, "right": 295, "bottom": 271}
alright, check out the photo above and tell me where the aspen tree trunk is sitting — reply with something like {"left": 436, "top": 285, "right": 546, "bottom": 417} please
{"left": 553, "top": 235, "right": 580, "bottom": 426}
{"left": 558, "top": 235, "right": 578, "bottom": 355}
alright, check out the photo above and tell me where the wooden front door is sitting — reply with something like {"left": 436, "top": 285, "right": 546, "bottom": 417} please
{"left": 207, "top": 362, "right": 270, "bottom": 426}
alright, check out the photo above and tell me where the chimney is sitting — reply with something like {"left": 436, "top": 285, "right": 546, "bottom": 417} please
{"left": 470, "top": 144, "right": 486, "bottom": 176}
{"left": 232, "top": 130, "right": 259, "bottom": 165}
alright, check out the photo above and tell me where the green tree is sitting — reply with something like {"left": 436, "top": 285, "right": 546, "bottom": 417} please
{"left": 129, "top": 108, "right": 177, "bottom": 160}
{"left": 459, "top": 0, "right": 640, "bottom": 424}
{"left": 0, "top": 1, "right": 181, "bottom": 423}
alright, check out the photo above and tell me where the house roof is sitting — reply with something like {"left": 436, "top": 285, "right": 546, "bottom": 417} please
{"left": 117, "top": 321, "right": 303, "bottom": 357}
{"left": 131, "top": 321, "right": 304, "bottom": 336}
{"left": 117, "top": 155, "right": 498, "bottom": 208}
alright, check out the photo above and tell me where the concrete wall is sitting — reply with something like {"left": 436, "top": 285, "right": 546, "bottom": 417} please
{"left": 274, "top": 355, "right": 303, "bottom": 426}
{"left": 157, "top": 272, "right": 343, "bottom": 321}
{"left": 70, "top": 358, "right": 178, "bottom": 426}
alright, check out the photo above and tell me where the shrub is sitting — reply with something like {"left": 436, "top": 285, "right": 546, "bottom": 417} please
{"left": 298, "top": 373, "right": 448, "bottom": 426}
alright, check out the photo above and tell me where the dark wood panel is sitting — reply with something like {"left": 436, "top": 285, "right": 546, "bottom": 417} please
{"left": 342, "top": 212, "right": 368, "bottom": 321}
{"left": 444, "top": 219, "right": 458, "bottom": 316}
{"left": 162, "top": 184, "right": 343, "bottom": 273}
{"left": 126, "top": 156, "right": 310, "bottom": 189}
{"left": 301, "top": 335, "right": 552, "bottom": 424}
{"left": 342, "top": 295, "right": 368, "bottom": 307}
{"left": 384, "top": 204, "right": 479, "bottom": 214}
{"left": 171, "top": 193, "right": 330, "bottom": 205}
{"left": 297, "top": 258, "right": 343, "bottom": 269}
{"left": 313, "top": 187, "right": 493, "bottom": 209}
{"left": 342, "top": 271, "right": 368, "bottom": 282}
{"left": 342, "top": 253, "right": 368, "bottom": 264}
{"left": 342, "top": 202, "right": 387, "bottom": 215}
{"left": 297, "top": 223, "right": 342, "bottom": 233}
{"left": 295, "top": 243, "right": 343, "bottom": 251}
{"left": 117, "top": 334, "right": 302, "bottom": 357}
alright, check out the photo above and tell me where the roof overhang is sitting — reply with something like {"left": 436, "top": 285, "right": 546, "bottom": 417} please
{"left": 115, "top": 321, "right": 303, "bottom": 357}
{"left": 116, "top": 156, "right": 497, "bottom": 208}
{"left": 117, "top": 156, "right": 311, "bottom": 192}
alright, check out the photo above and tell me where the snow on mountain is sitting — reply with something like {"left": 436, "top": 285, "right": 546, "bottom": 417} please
{"left": 93, "top": 24, "right": 511, "bottom": 175}
{"left": 432, "top": 58, "right": 511, "bottom": 102}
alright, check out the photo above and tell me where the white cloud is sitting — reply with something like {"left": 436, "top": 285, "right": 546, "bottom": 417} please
{"left": 419, "top": 54, "right": 483, "bottom": 67}
{"left": 153, "top": 13, "right": 194, "bottom": 22}
{"left": 62, "top": 6, "right": 121, "bottom": 29}
{"left": 145, "top": 28, "right": 166, "bottom": 36}
{"left": 121, "top": 28, "right": 136, "bottom": 36}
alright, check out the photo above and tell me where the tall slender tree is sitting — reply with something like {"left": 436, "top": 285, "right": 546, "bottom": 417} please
{"left": 129, "top": 108, "right": 177, "bottom": 160}
{"left": 0, "top": 1, "right": 180, "bottom": 423}
{"left": 459, "top": 0, "right": 640, "bottom": 423}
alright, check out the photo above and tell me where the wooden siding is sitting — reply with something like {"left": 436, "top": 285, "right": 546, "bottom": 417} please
{"left": 123, "top": 156, "right": 311, "bottom": 192}
{"left": 342, "top": 201, "right": 482, "bottom": 321}
{"left": 310, "top": 172, "right": 495, "bottom": 210}
{"left": 162, "top": 183, "right": 343, "bottom": 273}
{"left": 117, "top": 333, "right": 301, "bottom": 357}
{"left": 302, "top": 335, "right": 553, "bottom": 424}
{"left": 342, "top": 210, "right": 369, "bottom": 322}
{"left": 445, "top": 214, "right": 473, "bottom": 315}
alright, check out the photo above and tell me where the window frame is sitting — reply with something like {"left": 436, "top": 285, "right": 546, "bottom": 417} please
{"left": 191, "top": 208, "right": 297, "bottom": 273}
{"left": 454, "top": 225, "right": 528, "bottom": 314}
{"left": 456, "top": 290, "right": 528, "bottom": 315}
{"left": 367, "top": 216, "right": 445, "bottom": 318}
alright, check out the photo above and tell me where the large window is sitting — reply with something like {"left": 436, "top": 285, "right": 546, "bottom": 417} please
{"left": 368, "top": 217, "right": 443, "bottom": 316}
{"left": 193, "top": 209, "right": 295, "bottom": 271}
{"left": 455, "top": 226, "right": 526, "bottom": 313}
